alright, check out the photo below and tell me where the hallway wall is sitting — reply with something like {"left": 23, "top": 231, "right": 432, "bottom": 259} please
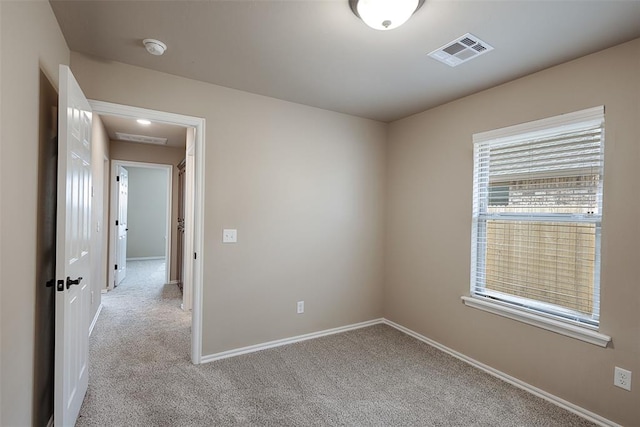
{"left": 90, "top": 115, "right": 109, "bottom": 322}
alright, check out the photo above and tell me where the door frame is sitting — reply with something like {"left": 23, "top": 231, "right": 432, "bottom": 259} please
{"left": 109, "top": 161, "right": 173, "bottom": 287}
{"left": 182, "top": 129, "right": 196, "bottom": 312}
{"left": 90, "top": 100, "right": 206, "bottom": 364}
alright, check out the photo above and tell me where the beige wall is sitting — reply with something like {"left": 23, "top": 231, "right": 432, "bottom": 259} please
{"left": 385, "top": 38, "right": 640, "bottom": 425}
{"left": 0, "top": 1, "right": 70, "bottom": 425}
{"left": 71, "top": 53, "right": 388, "bottom": 356}
{"left": 109, "top": 140, "right": 186, "bottom": 282}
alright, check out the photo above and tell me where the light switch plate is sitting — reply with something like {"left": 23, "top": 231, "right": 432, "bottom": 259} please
{"left": 222, "top": 229, "right": 237, "bottom": 243}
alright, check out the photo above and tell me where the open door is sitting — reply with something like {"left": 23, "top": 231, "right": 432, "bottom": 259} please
{"left": 115, "top": 165, "right": 128, "bottom": 285}
{"left": 54, "top": 65, "right": 92, "bottom": 426}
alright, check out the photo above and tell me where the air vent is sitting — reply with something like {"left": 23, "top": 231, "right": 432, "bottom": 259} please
{"left": 460, "top": 37, "right": 475, "bottom": 46}
{"left": 115, "top": 132, "right": 168, "bottom": 145}
{"left": 428, "top": 33, "right": 493, "bottom": 67}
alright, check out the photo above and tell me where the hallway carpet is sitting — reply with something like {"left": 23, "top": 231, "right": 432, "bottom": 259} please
{"left": 77, "top": 260, "right": 594, "bottom": 426}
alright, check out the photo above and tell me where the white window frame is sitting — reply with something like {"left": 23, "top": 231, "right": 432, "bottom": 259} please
{"left": 463, "top": 106, "right": 611, "bottom": 347}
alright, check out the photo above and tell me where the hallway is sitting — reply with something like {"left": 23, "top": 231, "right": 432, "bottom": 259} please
{"left": 76, "top": 259, "right": 191, "bottom": 425}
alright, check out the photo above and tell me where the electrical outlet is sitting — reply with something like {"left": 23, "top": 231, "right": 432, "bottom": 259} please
{"left": 614, "top": 367, "right": 632, "bottom": 391}
{"left": 297, "top": 301, "right": 304, "bottom": 314}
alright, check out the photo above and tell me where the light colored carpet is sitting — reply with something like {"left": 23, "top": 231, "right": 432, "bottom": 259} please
{"left": 77, "top": 259, "right": 595, "bottom": 426}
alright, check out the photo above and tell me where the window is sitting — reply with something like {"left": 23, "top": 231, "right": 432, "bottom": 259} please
{"left": 465, "top": 106, "right": 611, "bottom": 346}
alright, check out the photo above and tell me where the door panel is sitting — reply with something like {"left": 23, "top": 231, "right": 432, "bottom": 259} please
{"left": 55, "top": 64, "right": 92, "bottom": 427}
{"left": 115, "top": 166, "right": 128, "bottom": 285}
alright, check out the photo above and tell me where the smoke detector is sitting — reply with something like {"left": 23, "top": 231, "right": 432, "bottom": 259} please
{"left": 143, "top": 38, "right": 167, "bottom": 56}
{"left": 428, "top": 33, "right": 493, "bottom": 67}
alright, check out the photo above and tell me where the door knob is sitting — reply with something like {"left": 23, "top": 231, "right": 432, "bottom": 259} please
{"left": 66, "top": 276, "right": 83, "bottom": 289}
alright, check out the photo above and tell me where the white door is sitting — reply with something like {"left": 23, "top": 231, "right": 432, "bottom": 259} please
{"left": 115, "top": 166, "right": 128, "bottom": 285}
{"left": 54, "top": 65, "right": 92, "bottom": 427}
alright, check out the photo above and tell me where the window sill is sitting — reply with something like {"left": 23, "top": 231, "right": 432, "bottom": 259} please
{"left": 461, "top": 296, "right": 611, "bottom": 347}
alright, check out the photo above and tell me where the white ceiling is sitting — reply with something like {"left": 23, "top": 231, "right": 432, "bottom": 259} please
{"left": 51, "top": 0, "right": 640, "bottom": 123}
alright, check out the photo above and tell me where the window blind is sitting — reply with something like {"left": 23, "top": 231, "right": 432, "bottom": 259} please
{"left": 471, "top": 106, "right": 604, "bottom": 327}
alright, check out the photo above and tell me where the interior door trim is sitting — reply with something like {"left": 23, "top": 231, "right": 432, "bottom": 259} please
{"left": 89, "top": 100, "right": 206, "bottom": 365}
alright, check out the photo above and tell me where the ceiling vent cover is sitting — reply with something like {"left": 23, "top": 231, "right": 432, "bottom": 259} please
{"left": 428, "top": 33, "right": 493, "bottom": 67}
{"left": 115, "top": 132, "right": 168, "bottom": 145}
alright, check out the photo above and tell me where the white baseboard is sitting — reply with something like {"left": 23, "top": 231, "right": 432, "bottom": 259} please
{"left": 382, "top": 319, "right": 620, "bottom": 427}
{"left": 89, "top": 303, "right": 103, "bottom": 337}
{"left": 201, "top": 318, "right": 384, "bottom": 363}
{"left": 126, "top": 256, "right": 165, "bottom": 261}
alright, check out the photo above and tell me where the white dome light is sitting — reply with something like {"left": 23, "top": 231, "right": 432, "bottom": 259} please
{"left": 351, "top": 0, "right": 422, "bottom": 31}
{"left": 143, "top": 38, "right": 167, "bottom": 56}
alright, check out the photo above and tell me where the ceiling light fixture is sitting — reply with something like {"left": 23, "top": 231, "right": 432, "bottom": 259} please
{"left": 349, "top": 0, "right": 425, "bottom": 31}
{"left": 143, "top": 38, "right": 167, "bottom": 56}
{"left": 136, "top": 119, "right": 151, "bottom": 125}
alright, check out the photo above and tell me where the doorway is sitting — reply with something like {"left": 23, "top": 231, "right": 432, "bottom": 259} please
{"left": 90, "top": 100, "right": 205, "bottom": 364}
{"left": 110, "top": 161, "right": 173, "bottom": 288}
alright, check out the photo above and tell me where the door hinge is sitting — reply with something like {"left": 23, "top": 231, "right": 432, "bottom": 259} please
{"left": 194, "top": 252, "right": 197, "bottom": 260}
{"left": 116, "top": 220, "right": 119, "bottom": 226}
{"left": 115, "top": 264, "right": 118, "bottom": 270}
{"left": 116, "top": 175, "right": 120, "bottom": 182}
